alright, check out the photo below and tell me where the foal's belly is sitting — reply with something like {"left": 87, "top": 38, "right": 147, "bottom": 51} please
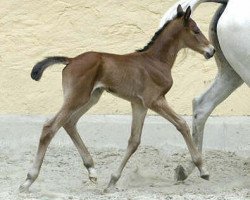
{"left": 217, "top": 0, "right": 250, "bottom": 86}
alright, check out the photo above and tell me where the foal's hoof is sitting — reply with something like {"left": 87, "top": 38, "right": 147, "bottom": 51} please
{"left": 174, "top": 165, "right": 188, "bottom": 181}
{"left": 19, "top": 184, "right": 29, "bottom": 193}
{"left": 19, "top": 179, "right": 32, "bottom": 193}
{"left": 200, "top": 167, "right": 210, "bottom": 180}
{"left": 201, "top": 173, "right": 210, "bottom": 180}
{"left": 89, "top": 176, "right": 97, "bottom": 184}
{"left": 88, "top": 168, "right": 98, "bottom": 184}
{"left": 103, "top": 185, "right": 119, "bottom": 194}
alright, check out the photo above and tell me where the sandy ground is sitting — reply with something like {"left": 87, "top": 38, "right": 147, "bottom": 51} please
{"left": 1, "top": 139, "right": 249, "bottom": 200}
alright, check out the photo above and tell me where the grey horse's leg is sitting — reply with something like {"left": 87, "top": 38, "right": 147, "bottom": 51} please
{"left": 175, "top": 61, "right": 243, "bottom": 181}
{"left": 175, "top": 4, "right": 244, "bottom": 181}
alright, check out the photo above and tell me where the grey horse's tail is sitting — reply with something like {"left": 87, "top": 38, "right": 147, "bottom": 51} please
{"left": 159, "top": 0, "right": 228, "bottom": 28}
{"left": 205, "top": 0, "right": 228, "bottom": 4}
{"left": 209, "top": 3, "right": 227, "bottom": 62}
{"left": 31, "top": 56, "right": 70, "bottom": 81}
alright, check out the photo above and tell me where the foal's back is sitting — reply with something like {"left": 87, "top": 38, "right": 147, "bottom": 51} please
{"left": 63, "top": 51, "right": 173, "bottom": 106}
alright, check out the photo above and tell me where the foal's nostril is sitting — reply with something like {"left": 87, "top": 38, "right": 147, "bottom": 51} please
{"left": 203, "top": 45, "right": 215, "bottom": 59}
{"left": 205, "top": 51, "right": 213, "bottom": 59}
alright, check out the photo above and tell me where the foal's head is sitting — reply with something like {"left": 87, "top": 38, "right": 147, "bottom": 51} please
{"left": 174, "top": 5, "right": 215, "bottom": 59}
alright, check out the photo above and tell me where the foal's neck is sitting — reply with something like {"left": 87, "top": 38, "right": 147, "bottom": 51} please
{"left": 146, "top": 24, "right": 182, "bottom": 67}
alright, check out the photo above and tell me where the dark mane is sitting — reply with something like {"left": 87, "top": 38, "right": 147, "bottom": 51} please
{"left": 136, "top": 20, "right": 173, "bottom": 52}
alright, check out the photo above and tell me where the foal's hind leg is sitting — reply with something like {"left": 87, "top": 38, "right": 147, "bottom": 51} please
{"left": 19, "top": 105, "right": 75, "bottom": 192}
{"left": 105, "top": 103, "right": 147, "bottom": 192}
{"left": 175, "top": 63, "right": 243, "bottom": 181}
{"left": 150, "top": 97, "right": 208, "bottom": 179}
{"left": 63, "top": 89, "right": 103, "bottom": 183}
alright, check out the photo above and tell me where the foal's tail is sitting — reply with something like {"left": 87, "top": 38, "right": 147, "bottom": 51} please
{"left": 31, "top": 56, "right": 70, "bottom": 81}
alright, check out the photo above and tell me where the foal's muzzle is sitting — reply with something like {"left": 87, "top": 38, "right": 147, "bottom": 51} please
{"left": 204, "top": 45, "right": 215, "bottom": 59}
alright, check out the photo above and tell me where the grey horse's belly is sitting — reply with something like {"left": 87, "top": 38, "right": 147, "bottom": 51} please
{"left": 217, "top": 0, "right": 250, "bottom": 86}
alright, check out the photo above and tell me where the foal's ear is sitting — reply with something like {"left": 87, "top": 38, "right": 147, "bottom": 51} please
{"left": 184, "top": 6, "right": 192, "bottom": 23}
{"left": 177, "top": 4, "right": 184, "bottom": 17}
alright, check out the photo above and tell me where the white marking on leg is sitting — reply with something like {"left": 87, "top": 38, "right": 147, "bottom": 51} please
{"left": 88, "top": 167, "right": 97, "bottom": 178}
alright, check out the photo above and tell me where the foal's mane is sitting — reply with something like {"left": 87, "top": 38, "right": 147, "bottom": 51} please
{"left": 136, "top": 18, "right": 175, "bottom": 52}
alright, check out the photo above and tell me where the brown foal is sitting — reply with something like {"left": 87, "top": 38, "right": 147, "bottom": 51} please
{"left": 20, "top": 5, "right": 215, "bottom": 192}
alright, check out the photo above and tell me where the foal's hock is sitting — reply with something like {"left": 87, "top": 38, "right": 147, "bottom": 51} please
{"left": 20, "top": 5, "right": 214, "bottom": 192}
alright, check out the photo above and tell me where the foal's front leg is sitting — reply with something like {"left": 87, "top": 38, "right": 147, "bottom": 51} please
{"left": 150, "top": 97, "right": 208, "bottom": 180}
{"left": 105, "top": 102, "right": 147, "bottom": 192}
